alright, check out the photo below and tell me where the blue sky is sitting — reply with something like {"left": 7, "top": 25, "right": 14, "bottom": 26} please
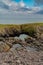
{"left": 12, "top": 0, "right": 43, "bottom": 7}
{"left": 13, "top": 0, "right": 34, "bottom": 7}
{"left": 0, "top": 0, "right": 43, "bottom": 24}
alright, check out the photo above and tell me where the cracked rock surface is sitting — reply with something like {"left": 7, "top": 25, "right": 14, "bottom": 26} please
{"left": 0, "top": 24, "right": 43, "bottom": 65}
{"left": 0, "top": 37, "right": 43, "bottom": 65}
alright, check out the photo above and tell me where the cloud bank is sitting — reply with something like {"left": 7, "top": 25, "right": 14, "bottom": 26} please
{"left": 0, "top": 0, "right": 43, "bottom": 24}
{"left": 34, "top": 0, "right": 43, "bottom": 6}
{"left": 0, "top": 0, "right": 43, "bottom": 14}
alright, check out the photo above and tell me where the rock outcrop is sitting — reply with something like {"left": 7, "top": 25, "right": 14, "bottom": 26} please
{"left": 0, "top": 23, "right": 43, "bottom": 52}
{"left": 0, "top": 23, "right": 43, "bottom": 65}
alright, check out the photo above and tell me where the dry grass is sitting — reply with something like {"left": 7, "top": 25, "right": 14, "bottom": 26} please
{"left": 0, "top": 23, "right": 43, "bottom": 37}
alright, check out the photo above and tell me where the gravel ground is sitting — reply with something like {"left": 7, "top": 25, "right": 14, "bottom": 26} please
{"left": 0, "top": 44, "right": 43, "bottom": 65}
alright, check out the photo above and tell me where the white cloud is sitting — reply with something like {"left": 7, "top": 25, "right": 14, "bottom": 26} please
{"left": 0, "top": 0, "right": 42, "bottom": 14}
{"left": 19, "top": 0, "right": 25, "bottom": 7}
{"left": 0, "top": 0, "right": 43, "bottom": 24}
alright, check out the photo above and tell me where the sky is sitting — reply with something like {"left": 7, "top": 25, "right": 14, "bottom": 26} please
{"left": 0, "top": 0, "right": 43, "bottom": 24}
